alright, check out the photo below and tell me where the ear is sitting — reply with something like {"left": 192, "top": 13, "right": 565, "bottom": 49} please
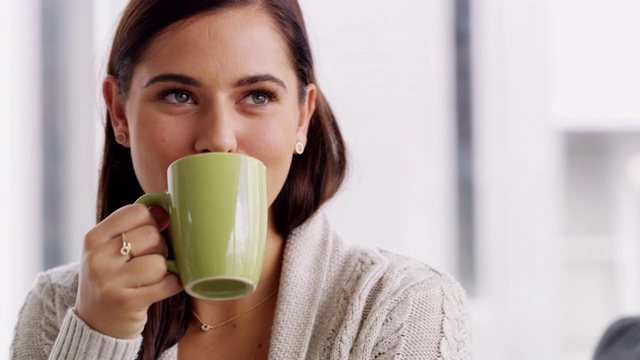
{"left": 103, "top": 75, "right": 130, "bottom": 147}
{"left": 295, "top": 83, "right": 316, "bottom": 150}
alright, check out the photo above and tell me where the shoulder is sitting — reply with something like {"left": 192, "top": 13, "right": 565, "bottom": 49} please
{"left": 357, "top": 246, "right": 468, "bottom": 330}
{"left": 293, "top": 212, "right": 465, "bottom": 305}
{"left": 33, "top": 262, "right": 80, "bottom": 303}
{"left": 343, "top": 243, "right": 465, "bottom": 304}
{"left": 27, "top": 262, "right": 79, "bottom": 323}
{"left": 336, "top": 244, "right": 470, "bottom": 358}
{"left": 22, "top": 262, "right": 80, "bottom": 330}
{"left": 595, "top": 316, "right": 640, "bottom": 360}
{"left": 12, "top": 262, "right": 80, "bottom": 357}
{"left": 280, "top": 214, "right": 470, "bottom": 359}
{"left": 380, "top": 248, "right": 462, "bottom": 292}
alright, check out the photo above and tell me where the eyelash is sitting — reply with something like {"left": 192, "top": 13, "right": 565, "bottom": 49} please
{"left": 242, "top": 88, "right": 278, "bottom": 105}
{"left": 158, "top": 88, "right": 194, "bottom": 104}
{"left": 155, "top": 86, "right": 280, "bottom": 106}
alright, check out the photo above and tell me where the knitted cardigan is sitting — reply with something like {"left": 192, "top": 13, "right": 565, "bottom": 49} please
{"left": 11, "top": 213, "right": 471, "bottom": 359}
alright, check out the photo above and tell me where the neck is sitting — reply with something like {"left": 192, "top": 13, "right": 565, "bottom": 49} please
{"left": 189, "top": 223, "right": 284, "bottom": 329}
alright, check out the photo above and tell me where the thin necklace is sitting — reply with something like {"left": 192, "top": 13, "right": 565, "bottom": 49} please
{"left": 191, "top": 289, "right": 279, "bottom": 332}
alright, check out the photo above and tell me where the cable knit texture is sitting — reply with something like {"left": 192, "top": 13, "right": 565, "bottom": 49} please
{"left": 11, "top": 212, "right": 471, "bottom": 359}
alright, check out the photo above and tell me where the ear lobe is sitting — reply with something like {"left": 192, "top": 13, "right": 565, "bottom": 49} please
{"left": 296, "top": 83, "right": 316, "bottom": 142}
{"left": 103, "top": 75, "right": 130, "bottom": 146}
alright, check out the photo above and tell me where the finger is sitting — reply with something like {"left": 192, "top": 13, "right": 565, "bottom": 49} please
{"left": 84, "top": 224, "right": 168, "bottom": 284}
{"left": 89, "top": 204, "right": 160, "bottom": 245}
{"left": 122, "top": 225, "right": 169, "bottom": 258}
{"left": 87, "top": 230, "right": 151, "bottom": 268}
{"left": 128, "top": 273, "right": 183, "bottom": 306}
{"left": 83, "top": 232, "right": 132, "bottom": 275}
{"left": 121, "top": 254, "right": 173, "bottom": 288}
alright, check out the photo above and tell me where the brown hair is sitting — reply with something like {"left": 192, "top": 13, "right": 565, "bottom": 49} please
{"left": 97, "top": 0, "right": 346, "bottom": 358}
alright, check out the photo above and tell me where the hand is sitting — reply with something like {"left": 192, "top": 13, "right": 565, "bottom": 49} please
{"left": 74, "top": 204, "right": 183, "bottom": 339}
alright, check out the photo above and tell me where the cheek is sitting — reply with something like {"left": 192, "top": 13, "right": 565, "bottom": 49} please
{"left": 243, "top": 126, "right": 296, "bottom": 206}
{"left": 130, "top": 138, "right": 168, "bottom": 192}
{"left": 128, "top": 116, "right": 186, "bottom": 192}
{"left": 265, "top": 155, "right": 293, "bottom": 206}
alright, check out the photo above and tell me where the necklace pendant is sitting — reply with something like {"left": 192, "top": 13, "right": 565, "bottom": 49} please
{"left": 191, "top": 289, "right": 278, "bottom": 334}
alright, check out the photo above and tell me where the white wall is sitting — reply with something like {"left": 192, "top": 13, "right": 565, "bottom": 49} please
{"left": 550, "top": 0, "right": 640, "bottom": 128}
{"left": 0, "top": 1, "right": 42, "bottom": 358}
{"left": 300, "top": 0, "right": 458, "bottom": 274}
{"left": 472, "top": 1, "right": 562, "bottom": 358}
{"left": 472, "top": 0, "right": 640, "bottom": 359}
{"left": 551, "top": 1, "right": 640, "bottom": 358}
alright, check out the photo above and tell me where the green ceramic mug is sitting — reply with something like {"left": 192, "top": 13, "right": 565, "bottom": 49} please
{"left": 136, "top": 153, "right": 267, "bottom": 300}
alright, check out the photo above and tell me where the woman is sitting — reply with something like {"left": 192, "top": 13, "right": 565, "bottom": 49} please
{"left": 11, "top": 0, "right": 470, "bottom": 359}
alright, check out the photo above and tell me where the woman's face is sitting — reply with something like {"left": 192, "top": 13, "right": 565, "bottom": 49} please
{"left": 105, "top": 6, "right": 315, "bottom": 209}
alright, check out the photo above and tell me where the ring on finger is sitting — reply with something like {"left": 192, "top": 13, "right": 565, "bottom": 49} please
{"left": 120, "top": 232, "right": 132, "bottom": 256}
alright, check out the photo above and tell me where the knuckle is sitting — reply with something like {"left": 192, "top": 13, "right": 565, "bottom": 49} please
{"left": 83, "top": 228, "right": 102, "bottom": 248}
{"left": 117, "top": 203, "right": 152, "bottom": 225}
{"left": 140, "top": 224, "right": 160, "bottom": 240}
{"left": 84, "top": 253, "right": 103, "bottom": 276}
{"left": 130, "top": 202, "right": 148, "bottom": 214}
{"left": 131, "top": 203, "right": 153, "bottom": 222}
{"left": 149, "top": 255, "right": 168, "bottom": 274}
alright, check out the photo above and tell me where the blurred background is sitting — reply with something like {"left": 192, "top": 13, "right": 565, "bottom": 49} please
{"left": 2, "top": 0, "right": 639, "bottom": 359}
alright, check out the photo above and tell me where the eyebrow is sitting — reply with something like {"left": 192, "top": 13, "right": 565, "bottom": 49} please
{"left": 144, "top": 73, "right": 202, "bottom": 88}
{"left": 234, "top": 74, "right": 287, "bottom": 91}
{"left": 143, "top": 73, "right": 287, "bottom": 91}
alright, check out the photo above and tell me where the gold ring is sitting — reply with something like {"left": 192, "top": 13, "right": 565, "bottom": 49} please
{"left": 120, "top": 233, "right": 131, "bottom": 256}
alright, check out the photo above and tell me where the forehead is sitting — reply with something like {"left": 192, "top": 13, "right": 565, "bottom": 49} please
{"left": 133, "top": 6, "right": 294, "bottom": 84}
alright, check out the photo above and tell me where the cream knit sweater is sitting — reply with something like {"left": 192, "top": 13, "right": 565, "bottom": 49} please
{"left": 12, "top": 213, "right": 471, "bottom": 359}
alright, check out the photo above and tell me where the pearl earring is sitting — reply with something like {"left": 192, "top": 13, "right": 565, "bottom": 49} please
{"left": 295, "top": 142, "right": 305, "bottom": 155}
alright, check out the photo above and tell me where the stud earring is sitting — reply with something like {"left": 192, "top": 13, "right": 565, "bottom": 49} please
{"left": 115, "top": 131, "right": 128, "bottom": 145}
{"left": 295, "top": 142, "right": 305, "bottom": 155}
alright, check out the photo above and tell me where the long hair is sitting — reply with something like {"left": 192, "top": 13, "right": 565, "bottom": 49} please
{"left": 97, "top": 0, "right": 346, "bottom": 358}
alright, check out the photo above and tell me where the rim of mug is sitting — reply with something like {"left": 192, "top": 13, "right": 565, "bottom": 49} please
{"left": 186, "top": 276, "right": 257, "bottom": 301}
{"left": 169, "top": 152, "right": 266, "bottom": 170}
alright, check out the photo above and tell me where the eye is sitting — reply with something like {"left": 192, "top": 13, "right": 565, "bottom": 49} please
{"left": 250, "top": 93, "right": 268, "bottom": 105}
{"left": 163, "top": 90, "right": 194, "bottom": 104}
{"left": 242, "top": 90, "right": 276, "bottom": 106}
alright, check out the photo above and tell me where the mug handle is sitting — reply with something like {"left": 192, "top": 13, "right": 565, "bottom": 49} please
{"left": 135, "top": 192, "right": 178, "bottom": 275}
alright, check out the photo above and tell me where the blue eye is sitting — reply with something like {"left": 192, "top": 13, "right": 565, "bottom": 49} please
{"left": 242, "top": 90, "right": 276, "bottom": 106}
{"left": 164, "top": 90, "right": 193, "bottom": 104}
{"left": 250, "top": 93, "right": 268, "bottom": 105}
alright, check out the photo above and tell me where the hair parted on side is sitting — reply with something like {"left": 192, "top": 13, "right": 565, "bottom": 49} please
{"left": 97, "top": 0, "right": 346, "bottom": 357}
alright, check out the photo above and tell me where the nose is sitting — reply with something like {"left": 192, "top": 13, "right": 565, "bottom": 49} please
{"left": 194, "top": 105, "right": 237, "bottom": 153}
